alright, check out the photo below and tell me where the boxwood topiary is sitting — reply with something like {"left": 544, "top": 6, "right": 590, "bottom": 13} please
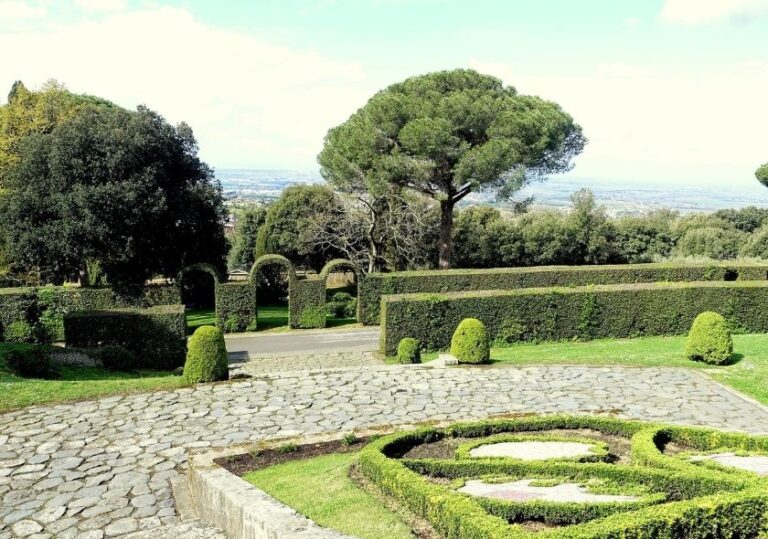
{"left": 450, "top": 318, "right": 490, "bottom": 364}
{"left": 685, "top": 311, "right": 733, "bottom": 365}
{"left": 397, "top": 337, "right": 421, "bottom": 364}
{"left": 183, "top": 326, "right": 229, "bottom": 383}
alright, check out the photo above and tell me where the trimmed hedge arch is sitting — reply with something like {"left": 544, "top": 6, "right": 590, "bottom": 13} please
{"left": 249, "top": 254, "right": 307, "bottom": 329}
{"left": 320, "top": 259, "right": 361, "bottom": 322}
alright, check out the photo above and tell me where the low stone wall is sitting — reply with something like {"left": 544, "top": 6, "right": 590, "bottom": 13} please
{"left": 188, "top": 447, "right": 354, "bottom": 539}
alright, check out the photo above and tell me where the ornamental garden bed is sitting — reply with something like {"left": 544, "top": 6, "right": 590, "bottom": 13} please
{"left": 213, "top": 415, "right": 768, "bottom": 539}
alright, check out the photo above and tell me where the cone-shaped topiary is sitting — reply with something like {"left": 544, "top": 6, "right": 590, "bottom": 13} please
{"left": 450, "top": 318, "right": 490, "bottom": 364}
{"left": 397, "top": 337, "right": 421, "bottom": 364}
{"left": 183, "top": 326, "right": 229, "bottom": 383}
{"left": 685, "top": 311, "right": 733, "bottom": 365}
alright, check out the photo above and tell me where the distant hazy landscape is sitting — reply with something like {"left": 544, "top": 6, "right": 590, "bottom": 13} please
{"left": 216, "top": 169, "right": 768, "bottom": 216}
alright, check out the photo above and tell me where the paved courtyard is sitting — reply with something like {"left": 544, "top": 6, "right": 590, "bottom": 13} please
{"left": 3, "top": 364, "right": 768, "bottom": 538}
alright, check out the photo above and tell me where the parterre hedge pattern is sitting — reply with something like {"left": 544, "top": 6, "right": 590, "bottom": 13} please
{"left": 358, "top": 415, "right": 768, "bottom": 538}
{"left": 381, "top": 280, "right": 768, "bottom": 355}
{"left": 63, "top": 305, "right": 186, "bottom": 369}
{"left": 360, "top": 262, "right": 768, "bottom": 325}
{"left": 0, "top": 285, "right": 180, "bottom": 342}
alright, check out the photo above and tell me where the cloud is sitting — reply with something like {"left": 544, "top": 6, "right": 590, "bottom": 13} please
{"left": 470, "top": 59, "right": 768, "bottom": 184}
{"left": 660, "top": 0, "right": 768, "bottom": 25}
{"left": 73, "top": 0, "right": 128, "bottom": 13}
{"left": 0, "top": 0, "right": 46, "bottom": 20}
{"left": 0, "top": 6, "right": 373, "bottom": 169}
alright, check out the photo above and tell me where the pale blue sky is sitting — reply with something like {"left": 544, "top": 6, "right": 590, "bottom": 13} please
{"left": 1, "top": 0, "right": 767, "bottom": 185}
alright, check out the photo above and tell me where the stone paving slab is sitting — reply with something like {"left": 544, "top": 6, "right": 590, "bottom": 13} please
{"left": 2, "top": 365, "right": 768, "bottom": 538}
{"left": 230, "top": 351, "right": 383, "bottom": 376}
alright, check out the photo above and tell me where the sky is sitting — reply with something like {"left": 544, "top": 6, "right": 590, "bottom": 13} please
{"left": 1, "top": 0, "right": 767, "bottom": 186}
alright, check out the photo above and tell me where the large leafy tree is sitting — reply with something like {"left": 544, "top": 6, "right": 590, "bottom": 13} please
{"left": 255, "top": 184, "right": 343, "bottom": 272}
{"left": 318, "top": 69, "right": 586, "bottom": 268}
{"left": 1, "top": 104, "right": 228, "bottom": 292}
{"left": 0, "top": 80, "right": 115, "bottom": 187}
{"left": 757, "top": 163, "right": 768, "bottom": 187}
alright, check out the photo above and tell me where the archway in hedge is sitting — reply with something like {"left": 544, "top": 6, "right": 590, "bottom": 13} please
{"left": 249, "top": 255, "right": 297, "bottom": 330}
{"left": 177, "top": 263, "right": 221, "bottom": 334}
{"left": 320, "top": 259, "right": 360, "bottom": 324}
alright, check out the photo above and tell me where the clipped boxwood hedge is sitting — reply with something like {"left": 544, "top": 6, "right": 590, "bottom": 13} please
{"left": 360, "top": 262, "right": 768, "bottom": 325}
{"left": 380, "top": 280, "right": 768, "bottom": 355}
{"left": 358, "top": 415, "right": 768, "bottom": 538}
{"left": 63, "top": 304, "right": 186, "bottom": 369}
{"left": 0, "top": 284, "right": 180, "bottom": 342}
{"left": 215, "top": 282, "right": 256, "bottom": 332}
{"left": 685, "top": 311, "right": 733, "bottom": 365}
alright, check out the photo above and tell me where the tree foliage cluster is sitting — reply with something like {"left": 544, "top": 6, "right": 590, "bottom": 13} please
{"left": 0, "top": 81, "right": 228, "bottom": 292}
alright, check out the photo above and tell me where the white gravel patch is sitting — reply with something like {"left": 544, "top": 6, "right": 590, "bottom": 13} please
{"left": 690, "top": 453, "right": 768, "bottom": 475}
{"left": 459, "top": 479, "right": 640, "bottom": 503}
{"left": 469, "top": 441, "right": 595, "bottom": 460}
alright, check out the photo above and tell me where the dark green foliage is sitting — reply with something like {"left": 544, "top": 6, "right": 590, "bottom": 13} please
{"left": 215, "top": 282, "right": 256, "bottom": 333}
{"left": 318, "top": 68, "right": 586, "bottom": 269}
{"left": 92, "top": 345, "right": 138, "bottom": 371}
{"left": 450, "top": 318, "right": 490, "bottom": 364}
{"left": 327, "top": 291, "right": 355, "bottom": 318}
{"left": 686, "top": 311, "right": 733, "bottom": 365}
{"left": 0, "top": 285, "right": 180, "bottom": 342}
{"left": 715, "top": 206, "right": 768, "bottom": 233}
{"left": 293, "top": 279, "right": 326, "bottom": 329}
{"left": 360, "top": 262, "right": 768, "bottom": 325}
{"left": 5, "top": 320, "right": 35, "bottom": 343}
{"left": 228, "top": 206, "right": 267, "bottom": 270}
{"left": 64, "top": 305, "right": 186, "bottom": 369}
{"left": 676, "top": 227, "right": 743, "bottom": 260}
{"left": 5, "top": 346, "right": 59, "bottom": 379}
{"left": 358, "top": 415, "right": 768, "bottom": 539}
{"left": 756, "top": 162, "right": 768, "bottom": 187}
{"left": 396, "top": 337, "right": 421, "bottom": 364}
{"left": 0, "top": 104, "right": 228, "bottom": 289}
{"left": 255, "top": 185, "right": 343, "bottom": 272}
{"left": 182, "top": 325, "right": 228, "bottom": 383}
{"left": 380, "top": 281, "right": 768, "bottom": 355}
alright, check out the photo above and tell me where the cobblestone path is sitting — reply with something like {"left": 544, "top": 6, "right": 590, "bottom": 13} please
{"left": 2, "top": 365, "right": 768, "bottom": 538}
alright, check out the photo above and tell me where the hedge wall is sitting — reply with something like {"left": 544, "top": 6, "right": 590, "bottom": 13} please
{"left": 358, "top": 415, "right": 768, "bottom": 539}
{"left": 361, "top": 262, "right": 768, "bottom": 325}
{"left": 215, "top": 282, "right": 256, "bottom": 332}
{"left": 380, "top": 280, "right": 768, "bottom": 355}
{"left": 63, "top": 305, "right": 186, "bottom": 369}
{"left": 0, "top": 285, "right": 180, "bottom": 342}
{"left": 291, "top": 279, "right": 326, "bottom": 329}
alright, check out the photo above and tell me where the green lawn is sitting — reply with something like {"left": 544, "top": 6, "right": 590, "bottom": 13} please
{"left": 186, "top": 308, "right": 216, "bottom": 334}
{"left": 244, "top": 452, "right": 416, "bottom": 539}
{"left": 0, "top": 343, "right": 188, "bottom": 412}
{"left": 473, "top": 334, "right": 768, "bottom": 406}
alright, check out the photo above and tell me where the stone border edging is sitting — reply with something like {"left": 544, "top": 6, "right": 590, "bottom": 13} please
{"left": 188, "top": 446, "right": 355, "bottom": 539}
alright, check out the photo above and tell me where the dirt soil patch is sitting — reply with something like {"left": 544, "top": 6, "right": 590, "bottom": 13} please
{"left": 216, "top": 437, "right": 370, "bottom": 476}
{"left": 402, "top": 429, "right": 633, "bottom": 463}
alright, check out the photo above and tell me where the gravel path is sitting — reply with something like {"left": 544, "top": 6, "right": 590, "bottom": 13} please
{"left": 2, "top": 365, "right": 768, "bottom": 538}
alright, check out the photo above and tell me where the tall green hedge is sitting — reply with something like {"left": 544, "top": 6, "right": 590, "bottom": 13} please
{"left": 63, "top": 305, "right": 186, "bottom": 369}
{"left": 0, "top": 285, "right": 180, "bottom": 342}
{"left": 292, "top": 278, "right": 326, "bottom": 329}
{"left": 215, "top": 282, "right": 256, "bottom": 332}
{"left": 360, "top": 262, "right": 768, "bottom": 325}
{"left": 380, "top": 280, "right": 768, "bottom": 355}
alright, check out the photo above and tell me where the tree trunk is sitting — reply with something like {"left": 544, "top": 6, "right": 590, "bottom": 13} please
{"left": 438, "top": 199, "right": 454, "bottom": 269}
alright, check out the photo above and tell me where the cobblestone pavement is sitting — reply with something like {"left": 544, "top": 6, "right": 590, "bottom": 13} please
{"left": 229, "top": 351, "right": 383, "bottom": 376}
{"left": 3, "top": 365, "right": 768, "bottom": 538}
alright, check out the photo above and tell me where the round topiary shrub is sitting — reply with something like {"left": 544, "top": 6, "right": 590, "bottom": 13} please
{"left": 183, "top": 326, "right": 229, "bottom": 383}
{"left": 93, "top": 345, "right": 139, "bottom": 371}
{"left": 5, "top": 320, "right": 35, "bottom": 343}
{"left": 450, "top": 318, "right": 490, "bottom": 364}
{"left": 397, "top": 338, "right": 421, "bottom": 364}
{"left": 685, "top": 311, "right": 733, "bottom": 365}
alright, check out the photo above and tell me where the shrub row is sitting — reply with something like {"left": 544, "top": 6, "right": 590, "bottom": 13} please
{"left": 63, "top": 305, "right": 186, "bottom": 369}
{"left": 380, "top": 280, "right": 768, "bottom": 355}
{"left": 360, "top": 262, "right": 768, "bottom": 325}
{"left": 215, "top": 282, "right": 257, "bottom": 333}
{"left": 0, "top": 285, "right": 180, "bottom": 342}
{"left": 358, "top": 415, "right": 768, "bottom": 538}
